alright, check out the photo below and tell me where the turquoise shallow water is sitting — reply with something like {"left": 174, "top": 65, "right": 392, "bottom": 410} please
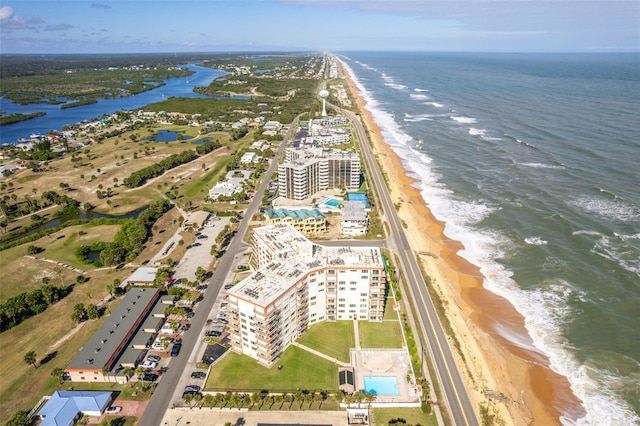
{"left": 341, "top": 52, "right": 640, "bottom": 425}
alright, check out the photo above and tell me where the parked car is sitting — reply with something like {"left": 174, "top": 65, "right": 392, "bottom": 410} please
{"left": 196, "top": 234, "right": 208, "bottom": 239}
{"left": 184, "top": 384, "right": 200, "bottom": 393}
{"left": 171, "top": 342, "right": 182, "bottom": 357}
{"left": 224, "top": 284, "right": 234, "bottom": 290}
{"left": 205, "top": 330, "right": 222, "bottom": 337}
{"left": 141, "top": 360, "right": 157, "bottom": 369}
{"left": 147, "top": 355, "right": 161, "bottom": 363}
{"left": 212, "top": 318, "right": 228, "bottom": 324}
{"left": 105, "top": 406, "right": 122, "bottom": 414}
{"left": 143, "top": 372, "right": 158, "bottom": 382}
{"left": 190, "top": 371, "right": 206, "bottom": 379}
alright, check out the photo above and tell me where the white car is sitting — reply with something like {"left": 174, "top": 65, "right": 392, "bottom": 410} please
{"left": 141, "top": 360, "right": 157, "bottom": 369}
{"left": 105, "top": 406, "right": 122, "bottom": 414}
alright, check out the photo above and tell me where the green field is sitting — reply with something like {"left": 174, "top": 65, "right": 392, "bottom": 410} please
{"left": 373, "top": 407, "right": 437, "bottom": 426}
{"left": 297, "top": 320, "right": 355, "bottom": 363}
{"left": 205, "top": 346, "right": 339, "bottom": 393}
{"left": 358, "top": 320, "right": 404, "bottom": 349}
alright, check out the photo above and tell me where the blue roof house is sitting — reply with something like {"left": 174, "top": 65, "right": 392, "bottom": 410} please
{"left": 37, "top": 391, "right": 113, "bottom": 426}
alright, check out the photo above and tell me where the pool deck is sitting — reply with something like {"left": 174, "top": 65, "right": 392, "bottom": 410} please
{"left": 351, "top": 347, "right": 421, "bottom": 406}
{"left": 350, "top": 320, "right": 421, "bottom": 407}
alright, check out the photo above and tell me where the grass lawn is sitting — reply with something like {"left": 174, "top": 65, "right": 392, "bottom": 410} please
{"left": 358, "top": 320, "right": 404, "bottom": 349}
{"left": 373, "top": 407, "right": 438, "bottom": 426}
{"left": 205, "top": 346, "right": 339, "bottom": 393}
{"left": 296, "top": 321, "right": 355, "bottom": 363}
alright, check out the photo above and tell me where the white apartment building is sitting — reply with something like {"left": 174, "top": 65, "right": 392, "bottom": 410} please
{"left": 278, "top": 147, "right": 360, "bottom": 201}
{"left": 341, "top": 200, "right": 368, "bottom": 236}
{"left": 227, "top": 224, "right": 386, "bottom": 366}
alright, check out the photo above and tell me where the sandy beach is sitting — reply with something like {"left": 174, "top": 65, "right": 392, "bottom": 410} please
{"left": 340, "top": 63, "right": 585, "bottom": 425}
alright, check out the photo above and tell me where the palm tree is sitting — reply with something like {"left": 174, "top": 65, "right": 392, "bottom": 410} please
{"left": 183, "top": 393, "right": 194, "bottom": 409}
{"left": 102, "top": 365, "right": 111, "bottom": 383}
{"left": 24, "top": 351, "right": 38, "bottom": 369}
{"left": 364, "top": 391, "right": 376, "bottom": 407}
{"left": 51, "top": 367, "right": 65, "bottom": 384}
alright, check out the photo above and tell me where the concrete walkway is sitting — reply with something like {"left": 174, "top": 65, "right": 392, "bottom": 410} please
{"left": 290, "top": 342, "right": 351, "bottom": 368}
{"left": 354, "top": 319, "right": 361, "bottom": 350}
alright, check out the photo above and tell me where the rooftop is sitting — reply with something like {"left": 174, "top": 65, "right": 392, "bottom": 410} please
{"left": 229, "top": 224, "right": 383, "bottom": 306}
{"left": 66, "top": 287, "right": 160, "bottom": 371}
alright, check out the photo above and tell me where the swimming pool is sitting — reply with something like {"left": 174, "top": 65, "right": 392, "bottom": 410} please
{"left": 324, "top": 198, "right": 341, "bottom": 207}
{"left": 363, "top": 376, "right": 400, "bottom": 395}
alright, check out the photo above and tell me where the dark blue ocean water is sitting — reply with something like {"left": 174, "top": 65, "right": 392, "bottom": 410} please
{"left": 340, "top": 52, "right": 640, "bottom": 425}
{"left": 0, "top": 63, "right": 225, "bottom": 145}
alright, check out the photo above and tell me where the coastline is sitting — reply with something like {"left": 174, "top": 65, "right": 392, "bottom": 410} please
{"left": 339, "top": 62, "right": 585, "bottom": 424}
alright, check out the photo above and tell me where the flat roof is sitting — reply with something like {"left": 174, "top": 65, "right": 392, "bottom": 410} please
{"left": 342, "top": 201, "right": 367, "bottom": 221}
{"left": 67, "top": 288, "right": 160, "bottom": 371}
{"left": 264, "top": 208, "right": 325, "bottom": 221}
{"left": 229, "top": 224, "right": 383, "bottom": 307}
{"left": 125, "top": 267, "right": 158, "bottom": 284}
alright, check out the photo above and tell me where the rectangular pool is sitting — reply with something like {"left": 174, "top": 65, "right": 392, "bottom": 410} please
{"left": 363, "top": 376, "right": 400, "bottom": 396}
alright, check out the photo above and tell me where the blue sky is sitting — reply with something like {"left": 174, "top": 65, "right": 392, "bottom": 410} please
{"left": 1, "top": 0, "right": 638, "bottom": 54}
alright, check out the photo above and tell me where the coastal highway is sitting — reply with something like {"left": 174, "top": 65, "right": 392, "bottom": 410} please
{"left": 339, "top": 105, "right": 480, "bottom": 426}
{"left": 138, "top": 117, "right": 299, "bottom": 426}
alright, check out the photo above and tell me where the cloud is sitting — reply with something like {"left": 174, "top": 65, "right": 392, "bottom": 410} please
{"left": 45, "top": 23, "right": 74, "bottom": 32}
{"left": 91, "top": 2, "right": 111, "bottom": 9}
{"left": 0, "top": 6, "right": 28, "bottom": 30}
{"left": 0, "top": 6, "right": 13, "bottom": 21}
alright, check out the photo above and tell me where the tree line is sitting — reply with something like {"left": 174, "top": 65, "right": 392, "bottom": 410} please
{"left": 74, "top": 198, "right": 172, "bottom": 266}
{"left": 122, "top": 137, "right": 220, "bottom": 189}
{"left": 0, "top": 284, "right": 72, "bottom": 332}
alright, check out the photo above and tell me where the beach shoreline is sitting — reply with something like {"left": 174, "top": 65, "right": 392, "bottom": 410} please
{"left": 339, "top": 60, "right": 585, "bottom": 425}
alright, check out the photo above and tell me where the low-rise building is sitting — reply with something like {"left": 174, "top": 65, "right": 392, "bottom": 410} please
{"left": 65, "top": 288, "right": 162, "bottom": 383}
{"left": 208, "top": 170, "right": 252, "bottom": 201}
{"left": 240, "top": 152, "right": 259, "bottom": 164}
{"left": 37, "top": 391, "right": 113, "bottom": 426}
{"left": 122, "top": 267, "right": 158, "bottom": 288}
{"left": 341, "top": 201, "right": 368, "bottom": 236}
{"left": 263, "top": 208, "right": 327, "bottom": 234}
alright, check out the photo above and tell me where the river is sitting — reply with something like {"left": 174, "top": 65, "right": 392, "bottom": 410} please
{"left": 0, "top": 63, "right": 227, "bottom": 145}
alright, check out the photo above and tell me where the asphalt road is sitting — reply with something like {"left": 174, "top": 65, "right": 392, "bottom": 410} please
{"left": 138, "top": 117, "right": 300, "bottom": 426}
{"left": 339, "top": 105, "right": 479, "bottom": 426}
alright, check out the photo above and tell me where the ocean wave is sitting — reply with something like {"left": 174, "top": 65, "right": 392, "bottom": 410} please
{"left": 525, "top": 236, "right": 548, "bottom": 245}
{"left": 570, "top": 196, "right": 640, "bottom": 222}
{"left": 598, "top": 188, "right": 625, "bottom": 200}
{"left": 450, "top": 116, "right": 477, "bottom": 124}
{"left": 339, "top": 55, "right": 640, "bottom": 424}
{"left": 425, "top": 102, "right": 445, "bottom": 108}
{"left": 404, "top": 113, "right": 433, "bottom": 122}
{"left": 572, "top": 230, "right": 640, "bottom": 277}
{"left": 414, "top": 88, "right": 429, "bottom": 92}
{"left": 469, "top": 128, "right": 487, "bottom": 137}
{"left": 410, "top": 93, "right": 429, "bottom": 100}
{"left": 519, "top": 162, "right": 566, "bottom": 170}
{"left": 385, "top": 83, "right": 408, "bottom": 90}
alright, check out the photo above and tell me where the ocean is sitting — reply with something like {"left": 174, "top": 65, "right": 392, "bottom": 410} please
{"left": 339, "top": 52, "right": 640, "bottom": 425}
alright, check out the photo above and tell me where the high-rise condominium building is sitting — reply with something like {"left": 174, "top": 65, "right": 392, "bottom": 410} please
{"left": 278, "top": 147, "right": 360, "bottom": 201}
{"left": 226, "top": 224, "right": 386, "bottom": 366}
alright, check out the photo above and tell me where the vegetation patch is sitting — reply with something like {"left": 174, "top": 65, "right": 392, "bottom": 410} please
{"left": 205, "top": 346, "right": 339, "bottom": 392}
{"left": 373, "top": 407, "right": 438, "bottom": 426}
{"left": 296, "top": 320, "right": 355, "bottom": 363}
{"left": 358, "top": 320, "right": 404, "bottom": 349}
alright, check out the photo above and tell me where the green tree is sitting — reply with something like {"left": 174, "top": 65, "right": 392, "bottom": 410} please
{"left": 87, "top": 303, "right": 100, "bottom": 319}
{"left": 51, "top": 367, "right": 65, "bottom": 384}
{"left": 5, "top": 410, "right": 30, "bottom": 426}
{"left": 24, "top": 350, "right": 38, "bottom": 369}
